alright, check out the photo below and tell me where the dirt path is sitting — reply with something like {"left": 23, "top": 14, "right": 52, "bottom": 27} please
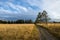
{"left": 36, "top": 25, "right": 58, "bottom": 40}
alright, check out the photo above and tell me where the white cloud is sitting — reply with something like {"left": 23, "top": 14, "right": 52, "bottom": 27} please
{"left": 0, "top": 1, "right": 37, "bottom": 16}
{"left": 0, "top": 7, "right": 17, "bottom": 14}
{"left": 26, "top": 0, "right": 42, "bottom": 7}
{"left": 20, "top": 0, "right": 42, "bottom": 15}
{"left": 7, "top": 2, "right": 38, "bottom": 15}
{"left": 26, "top": 0, "right": 42, "bottom": 11}
{"left": 42, "top": 0, "right": 60, "bottom": 19}
{"left": 16, "top": 5, "right": 28, "bottom": 12}
{"left": 0, "top": 2, "right": 18, "bottom": 14}
{"left": 7, "top": 2, "right": 28, "bottom": 12}
{"left": 0, "top": 2, "right": 28, "bottom": 14}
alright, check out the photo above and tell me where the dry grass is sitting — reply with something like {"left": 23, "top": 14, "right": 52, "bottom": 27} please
{"left": 37, "top": 23, "right": 60, "bottom": 38}
{"left": 0, "top": 24, "right": 40, "bottom": 40}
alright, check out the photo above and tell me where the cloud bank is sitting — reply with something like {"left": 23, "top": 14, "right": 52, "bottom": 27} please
{"left": 0, "top": 0, "right": 60, "bottom": 21}
{"left": 0, "top": 0, "right": 41, "bottom": 21}
{"left": 42, "top": 0, "right": 60, "bottom": 20}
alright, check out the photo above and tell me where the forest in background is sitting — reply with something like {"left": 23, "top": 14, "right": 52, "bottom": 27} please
{"left": 0, "top": 19, "right": 33, "bottom": 24}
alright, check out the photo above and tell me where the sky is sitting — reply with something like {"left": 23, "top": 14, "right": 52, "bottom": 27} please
{"left": 0, "top": 0, "right": 60, "bottom": 21}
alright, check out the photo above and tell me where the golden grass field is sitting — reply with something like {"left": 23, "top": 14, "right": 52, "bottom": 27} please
{"left": 37, "top": 23, "right": 60, "bottom": 38}
{"left": 0, "top": 24, "right": 40, "bottom": 40}
{"left": 0, "top": 23, "right": 60, "bottom": 40}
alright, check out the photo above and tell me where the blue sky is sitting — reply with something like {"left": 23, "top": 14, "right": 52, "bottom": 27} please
{"left": 0, "top": 0, "right": 60, "bottom": 21}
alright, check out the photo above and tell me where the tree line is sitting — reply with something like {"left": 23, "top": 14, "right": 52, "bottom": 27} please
{"left": 0, "top": 19, "right": 33, "bottom": 24}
